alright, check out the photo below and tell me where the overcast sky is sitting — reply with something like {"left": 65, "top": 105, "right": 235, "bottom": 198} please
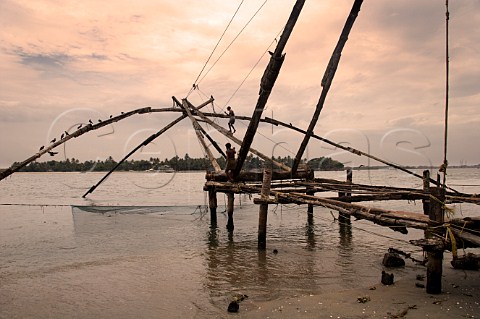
{"left": 1, "top": 0, "right": 479, "bottom": 169}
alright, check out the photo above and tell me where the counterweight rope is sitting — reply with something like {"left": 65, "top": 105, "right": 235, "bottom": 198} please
{"left": 442, "top": 0, "right": 450, "bottom": 188}
{"left": 196, "top": 0, "right": 269, "bottom": 87}
{"left": 187, "top": 0, "right": 245, "bottom": 98}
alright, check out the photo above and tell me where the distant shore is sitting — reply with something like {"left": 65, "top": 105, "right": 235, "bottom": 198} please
{"left": 1, "top": 165, "right": 479, "bottom": 173}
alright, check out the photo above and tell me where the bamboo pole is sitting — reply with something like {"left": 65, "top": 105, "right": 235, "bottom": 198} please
{"left": 0, "top": 107, "right": 153, "bottom": 182}
{"left": 82, "top": 97, "right": 214, "bottom": 197}
{"left": 179, "top": 99, "right": 221, "bottom": 172}
{"left": 233, "top": 0, "right": 306, "bottom": 178}
{"left": 291, "top": 0, "right": 364, "bottom": 174}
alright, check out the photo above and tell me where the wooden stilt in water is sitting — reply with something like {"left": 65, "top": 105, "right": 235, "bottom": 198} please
{"left": 208, "top": 188, "right": 218, "bottom": 226}
{"left": 306, "top": 184, "right": 314, "bottom": 219}
{"left": 422, "top": 169, "right": 431, "bottom": 215}
{"left": 226, "top": 192, "right": 235, "bottom": 231}
{"left": 258, "top": 168, "right": 272, "bottom": 250}
{"left": 338, "top": 168, "right": 352, "bottom": 223}
{"left": 426, "top": 186, "right": 445, "bottom": 294}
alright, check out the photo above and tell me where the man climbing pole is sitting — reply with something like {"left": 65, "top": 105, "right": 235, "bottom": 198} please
{"left": 225, "top": 106, "right": 236, "bottom": 133}
{"left": 225, "top": 143, "right": 236, "bottom": 181}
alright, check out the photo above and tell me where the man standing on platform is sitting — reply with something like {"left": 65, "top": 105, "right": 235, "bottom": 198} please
{"left": 225, "top": 143, "right": 236, "bottom": 181}
{"left": 225, "top": 106, "right": 236, "bottom": 133}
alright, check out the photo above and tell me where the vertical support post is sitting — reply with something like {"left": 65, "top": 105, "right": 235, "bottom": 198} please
{"left": 423, "top": 170, "right": 430, "bottom": 215}
{"left": 258, "top": 168, "right": 272, "bottom": 250}
{"left": 426, "top": 186, "right": 445, "bottom": 294}
{"left": 306, "top": 183, "right": 314, "bottom": 219}
{"left": 339, "top": 168, "right": 352, "bottom": 223}
{"left": 226, "top": 193, "right": 235, "bottom": 231}
{"left": 208, "top": 188, "right": 217, "bottom": 226}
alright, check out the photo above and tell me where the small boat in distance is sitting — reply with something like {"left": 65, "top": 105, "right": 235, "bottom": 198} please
{"left": 154, "top": 165, "right": 175, "bottom": 173}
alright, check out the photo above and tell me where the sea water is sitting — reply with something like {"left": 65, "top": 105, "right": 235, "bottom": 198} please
{"left": 0, "top": 168, "right": 478, "bottom": 318}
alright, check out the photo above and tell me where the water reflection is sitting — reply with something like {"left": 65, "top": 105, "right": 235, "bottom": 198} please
{"left": 305, "top": 211, "right": 316, "bottom": 250}
{"left": 338, "top": 214, "right": 353, "bottom": 250}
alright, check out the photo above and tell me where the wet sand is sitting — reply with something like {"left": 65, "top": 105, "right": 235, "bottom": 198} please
{"left": 236, "top": 264, "right": 479, "bottom": 318}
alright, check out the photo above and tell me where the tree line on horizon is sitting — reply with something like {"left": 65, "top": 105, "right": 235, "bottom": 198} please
{"left": 15, "top": 154, "right": 344, "bottom": 172}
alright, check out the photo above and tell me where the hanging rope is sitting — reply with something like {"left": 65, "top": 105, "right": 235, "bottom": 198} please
{"left": 196, "top": 0, "right": 269, "bottom": 87}
{"left": 222, "top": 30, "right": 282, "bottom": 110}
{"left": 187, "top": 0, "right": 245, "bottom": 98}
{"left": 441, "top": 0, "right": 450, "bottom": 188}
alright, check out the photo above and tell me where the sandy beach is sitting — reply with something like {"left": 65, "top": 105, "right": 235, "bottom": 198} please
{"left": 236, "top": 262, "right": 479, "bottom": 318}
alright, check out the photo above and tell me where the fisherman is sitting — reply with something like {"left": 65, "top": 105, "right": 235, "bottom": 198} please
{"left": 225, "top": 143, "right": 236, "bottom": 181}
{"left": 225, "top": 106, "right": 236, "bottom": 133}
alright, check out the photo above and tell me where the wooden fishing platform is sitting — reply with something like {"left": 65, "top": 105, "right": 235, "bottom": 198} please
{"left": 1, "top": 0, "right": 478, "bottom": 295}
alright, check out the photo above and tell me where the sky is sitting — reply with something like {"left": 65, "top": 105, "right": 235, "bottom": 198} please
{"left": 1, "top": 0, "right": 479, "bottom": 169}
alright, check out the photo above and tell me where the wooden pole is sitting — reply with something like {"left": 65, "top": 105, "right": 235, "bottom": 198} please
{"left": 173, "top": 97, "right": 226, "bottom": 159}
{"left": 263, "top": 116, "right": 459, "bottom": 193}
{"left": 1, "top": 106, "right": 153, "bottom": 182}
{"left": 82, "top": 97, "right": 214, "bottom": 197}
{"left": 258, "top": 167, "right": 272, "bottom": 250}
{"left": 306, "top": 178, "right": 315, "bottom": 219}
{"left": 422, "top": 169, "right": 431, "bottom": 215}
{"left": 208, "top": 188, "right": 218, "bottom": 226}
{"left": 233, "top": 0, "right": 306, "bottom": 178}
{"left": 191, "top": 108, "right": 290, "bottom": 172}
{"left": 226, "top": 192, "right": 235, "bottom": 231}
{"left": 291, "top": 0, "right": 364, "bottom": 174}
{"left": 426, "top": 186, "right": 445, "bottom": 294}
{"left": 179, "top": 99, "right": 221, "bottom": 172}
{"left": 339, "top": 168, "right": 352, "bottom": 223}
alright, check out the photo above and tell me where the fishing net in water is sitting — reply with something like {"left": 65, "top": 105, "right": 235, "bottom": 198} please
{"left": 71, "top": 205, "right": 208, "bottom": 216}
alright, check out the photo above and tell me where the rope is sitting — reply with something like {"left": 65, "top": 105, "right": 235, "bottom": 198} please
{"left": 442, "top": 0, "right": 450, "bottom": 188}
{"left": 222, "top": 30, "right": 282, "bottom": 110}
{"left": 187, "top": 0, "right": 245, "bottom": 98}
{"left": 196, "top": 0, "right": 269, "bottom": 86}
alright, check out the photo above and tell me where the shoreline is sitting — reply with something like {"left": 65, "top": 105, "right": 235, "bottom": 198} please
{"left": 234, "top": 261, "right": 479, "bottom": 318}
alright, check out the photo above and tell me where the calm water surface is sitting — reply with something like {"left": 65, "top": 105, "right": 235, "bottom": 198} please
{"left": 0, "top": 168, "right": 479, "bottom": 318}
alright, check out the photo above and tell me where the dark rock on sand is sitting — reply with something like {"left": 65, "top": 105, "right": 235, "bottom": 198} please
{"left": 383, "top": 252, "right": 405, "bottom": 268}
{"left": 227, "top": 301, "right": 239, "bottom": 313}
{"left": 381, "top": 270, "right": 394, "bottom": 285}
